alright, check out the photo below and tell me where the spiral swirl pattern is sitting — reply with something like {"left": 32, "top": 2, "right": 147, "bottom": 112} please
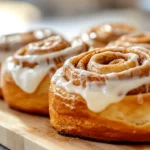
{"left": 4, "top": 35, "right": 88, "bottom": 94}
{"left": 57, "top": 47, "right": 150, "bottom": 95}
{"left": 79, "top": 23, "right": 138, "bottom": 48}
{"left": 109, "top": 32, "right": 150, "bottom": 49}
{"left": 13, "top": 36, "right": 73, "bottom": 68}
{"left": 0, "top": 28, "right": 56, "bottom": 51}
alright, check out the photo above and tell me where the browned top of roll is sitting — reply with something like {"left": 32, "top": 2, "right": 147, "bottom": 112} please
{"left": 79, "top": 23, "right": 139, "bottom": 48}
{"left": 16, "top": 36, "right": 71, "bottom": 56}
{"left": 0, "top": 29, "right": 56, "bottom": 51}
{"left": 13, "top": 35, "right": 71, "bottom": 68}
{"left": 108, "top": 32, "right": 150, "bottom": 49}
{"left": 60, "top": 46, "right": 150, "bottom": 95}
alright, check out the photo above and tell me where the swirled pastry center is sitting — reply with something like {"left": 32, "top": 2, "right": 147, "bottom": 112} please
{"left": 81, "top": 23, "right": 138, "bottom": 48}
{"left": 109, "top": 32, "right": 150, "bottom": 49}
{"left": 0, "top": 29, "right": 55, "bottom": 51}
{"left": 2, "top": 36, "right": 88, "bottom": 93}
{"left": 52, "top": 47, "right": 150, "bottom": 112}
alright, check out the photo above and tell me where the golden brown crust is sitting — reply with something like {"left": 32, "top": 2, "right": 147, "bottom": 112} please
{"left": 49, "top": 84, "right": 150, "bottom": 142}
{"left": 108, "top": 32, "right": 150, "bottom": 49}
{"left": 1, "top": 36, "right": 66, "bottom": 115}
{"left": 62, "top": 47, "right": 150, "bottom": 95}
{"left": 2, "top": 36, "right": 88, "bottom": 115}
{"left": 0, "top": 28, "right": 56, "bottom": 52}
{"left": 77, "top": 23, "right": 138, "bottom": 48}
{"left": 2, "top": 71, "right": 50, "bottom": 115}
{"left": 0, "top": 28, "right": 57, "bottom": 98}
{"left": 49, "top": 46, "right": 150, "bottom": 142}
{"left": 15, "top": 36, "right": 70, "bottom": 56}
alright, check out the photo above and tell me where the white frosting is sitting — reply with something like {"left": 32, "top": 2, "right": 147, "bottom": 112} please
{"left": 5, "top": 58, "right": 50, "bottom": 93}
{"left": 3, "top": 42, "right": 86, "bottom": 93}
{"left": 0, "top": 51, "right": 16, "bottom": 87}
{"left": 14, "top": 42, "right": 84, "bottom": 64}
{"left": 52, "top": 67, "right": 150, "bottom": 112}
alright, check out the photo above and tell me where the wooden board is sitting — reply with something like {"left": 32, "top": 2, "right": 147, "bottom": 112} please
{"left": 0, "top": 100, "right": 149, "bottom": 150}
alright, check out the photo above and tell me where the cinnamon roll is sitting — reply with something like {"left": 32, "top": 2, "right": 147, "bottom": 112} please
{"left": 0, "top": 28, "right": 56, "bottom": 97}
{"left": 50, "top": 46, "right": 150, "bottom": 142}
{"left": 108, "top": 32, "right": 150, "bottom": 49}
{"left": 2, "top": 36, "right": 88, "bottom": 115}
{"left": 77, "top": 23, "right": 138, "bottom": 48}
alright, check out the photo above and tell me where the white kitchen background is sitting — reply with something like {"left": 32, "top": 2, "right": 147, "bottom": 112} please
{"left": 0, "top": 0, "right": 149, "bottom": 38}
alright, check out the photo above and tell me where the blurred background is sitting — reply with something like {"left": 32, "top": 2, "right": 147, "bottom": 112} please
{"left": 0, "top": 0, "right": 149, "bottom": 38}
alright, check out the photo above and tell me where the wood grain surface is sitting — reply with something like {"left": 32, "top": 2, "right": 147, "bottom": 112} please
{"left": 0, "top": 100, "right": 149, "bottom": 150}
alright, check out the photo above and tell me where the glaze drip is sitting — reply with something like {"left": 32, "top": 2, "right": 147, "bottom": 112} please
{"left": 52, "top": 46, "right": 150, "bottom": 112}
{"left": 2, "top": 36, "right": 88, "bottom": 93}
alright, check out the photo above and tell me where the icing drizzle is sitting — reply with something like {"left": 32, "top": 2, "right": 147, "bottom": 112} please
{"left": 52, "top": 46, "right": 150, "bottom": 112}
{"left": 2, "top": 38, "right": 87, "bottom": 93}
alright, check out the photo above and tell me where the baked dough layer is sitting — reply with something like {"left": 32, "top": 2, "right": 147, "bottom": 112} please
{"left": 49, "top": 84, "right": 150, "bottom": 142}
{"left": 2, "top": 71, "right": 50, "bottom": 115}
